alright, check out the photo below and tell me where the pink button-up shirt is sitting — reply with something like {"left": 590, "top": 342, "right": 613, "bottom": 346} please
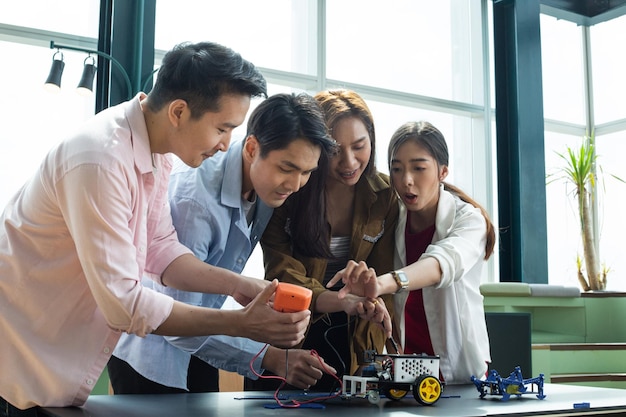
{"left": 0, "top": 94, "right": 191, "bottom": 409}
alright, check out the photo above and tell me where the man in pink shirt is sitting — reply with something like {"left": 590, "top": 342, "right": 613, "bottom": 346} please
{"left": 0, "top": 41, "right": 311, "bottom": 415}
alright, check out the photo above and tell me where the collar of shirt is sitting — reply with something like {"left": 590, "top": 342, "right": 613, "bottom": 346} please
{"left": 128, "top": 93, "right": 155, "bottom": 176}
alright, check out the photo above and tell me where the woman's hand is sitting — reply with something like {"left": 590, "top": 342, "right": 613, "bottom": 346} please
{"left": 326, "top": 260, "right": 381, "bottom": 300}
{"left": 341, "top": 294, "right": 392, "bottom": 339}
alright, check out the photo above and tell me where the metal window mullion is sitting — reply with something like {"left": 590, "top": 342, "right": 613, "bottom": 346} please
{"left": 581, "top": 24, "right": 600, "bottom": 259}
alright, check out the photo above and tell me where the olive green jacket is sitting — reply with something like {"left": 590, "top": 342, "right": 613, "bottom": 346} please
{"left": 260, "top": 172, "right": 399, "bottom": 375}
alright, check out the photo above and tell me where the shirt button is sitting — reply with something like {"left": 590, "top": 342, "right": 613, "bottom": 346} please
{"left": 103, "top": 347, "right": 110, "bottom": 354}
{"left": 86, "top": 379, "right": 94, "bottom": 385}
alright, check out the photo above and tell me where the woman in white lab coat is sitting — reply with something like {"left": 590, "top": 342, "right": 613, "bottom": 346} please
{"left": 329, "top": 120, "right": 496, "bottom": 384}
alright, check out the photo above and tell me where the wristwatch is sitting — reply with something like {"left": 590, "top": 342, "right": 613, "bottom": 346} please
{"left": 390, "top": 270, "right": 409, "bottom": 293}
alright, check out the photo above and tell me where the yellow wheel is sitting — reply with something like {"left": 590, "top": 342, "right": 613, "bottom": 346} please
{"left": 383, "top": 386, "right": 408, "bottom": 401}
{"left": 413, "top": 375, "right": 442, "bottom": 405}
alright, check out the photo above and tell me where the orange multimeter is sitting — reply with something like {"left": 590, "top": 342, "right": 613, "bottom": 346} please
{"left": 273, "top": 282, "right": 313, "bottom": 313}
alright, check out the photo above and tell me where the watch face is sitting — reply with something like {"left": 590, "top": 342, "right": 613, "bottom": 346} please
{"left": 393, "top": 270, "right": 409, "bottom": 292}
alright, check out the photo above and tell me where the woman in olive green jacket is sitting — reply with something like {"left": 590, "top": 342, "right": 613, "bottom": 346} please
{"left": 251, "top": 89, "right": 398, "bottom": 392}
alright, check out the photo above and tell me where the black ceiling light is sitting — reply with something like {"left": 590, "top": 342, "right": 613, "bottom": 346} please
{"left": 43, "top": 41, "right": 133, "bottom": 100}
{"left": 44, "top": 50, "right": 65, "bottom": 92}
{"left": 76, "top": 55, "right": 97, "bottom": 96}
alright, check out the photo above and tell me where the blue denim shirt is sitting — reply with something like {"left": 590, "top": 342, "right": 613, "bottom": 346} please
{"left": 112, "top": 139, "right": 274, "bottom": 390}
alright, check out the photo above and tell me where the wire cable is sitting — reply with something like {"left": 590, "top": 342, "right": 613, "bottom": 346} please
{"left": 248, "top": 344, "right": 343, "bottom": 408}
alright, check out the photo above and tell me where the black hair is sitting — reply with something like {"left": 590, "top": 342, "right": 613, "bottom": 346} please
{"left": 250, "top": 93, "right": 337, "bottom": 258}
{"left": 247, "top": 93, "right": 334, "bottom": 157}
{"left": 388, "top": 121, "right": 495, "bottom": 259}
{"left": 146, "top": 41, "right": 267, "bottom": 118}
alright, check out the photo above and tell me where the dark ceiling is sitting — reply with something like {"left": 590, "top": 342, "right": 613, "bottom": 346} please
{"left": 541, "top": 0, "right": 626, "bottom": 25}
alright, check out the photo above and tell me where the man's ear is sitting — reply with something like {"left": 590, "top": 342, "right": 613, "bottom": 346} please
{"left": 243, "top": 135, "right": 259, "bottom": 163}
{"left": 168, "top": 99, "right": 188, "bottom": 127}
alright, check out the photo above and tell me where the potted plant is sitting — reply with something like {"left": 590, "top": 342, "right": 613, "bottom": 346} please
{"left": 547, "top": 133, "right": 622, "bottom": 291}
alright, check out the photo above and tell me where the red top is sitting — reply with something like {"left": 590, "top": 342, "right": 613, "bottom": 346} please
{"left": 403, "top": 215, "right": 436, "bottom": 357}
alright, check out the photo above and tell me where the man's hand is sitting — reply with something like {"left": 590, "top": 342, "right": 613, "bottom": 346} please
{"left": 238, "top": 280, "right": 310, "bottom": 348}
{"left": 326, "top": 260, "right": 381, "bottom": 300}
{"left": 263, "top": 347, "right": 337, "bottom": 389}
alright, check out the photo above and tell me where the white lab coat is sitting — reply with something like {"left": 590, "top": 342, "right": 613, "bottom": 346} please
{"left": 393, "top": 187, "right": 491, "bottom": 384}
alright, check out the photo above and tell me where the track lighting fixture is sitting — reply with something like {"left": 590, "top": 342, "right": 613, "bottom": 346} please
{"left": 76, "top": 55, "right": 97, "bottom": 96}
{"left": 44, "top": 50, "right": 65, "bottom": 92}
{"left": 44, "top": 41, "right": 133, "bottom": 100}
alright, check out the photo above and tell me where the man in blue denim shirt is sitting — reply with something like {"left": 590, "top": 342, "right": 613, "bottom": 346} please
{"left": 110, "top": 93, "right": 338, "bottom": 393}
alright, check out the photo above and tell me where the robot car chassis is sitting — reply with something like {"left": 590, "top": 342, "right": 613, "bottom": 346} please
{"left": 341, "top": 352, "right": 443, "bottom": 405}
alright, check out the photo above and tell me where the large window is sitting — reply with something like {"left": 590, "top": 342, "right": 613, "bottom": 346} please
{"left": 155, "top": 1, "right": 317, "bottom": 75}
{"left": 0, "top": 0, "right": 99, "bottom": 38}
{"left": 540, "top": 16, "right": 586, "bottom": 125}
{"left": 325, "top": 1, "right": 482, "bottom": 104}
{"left": 590, "top": 16, "right": 626, "bottom": 125}
{"left": 542, "top": 13, "right": 626, "bottom": 291}
{"left": 0, "top": 0, "right": 495, "bottom": 284}
{"left": 0, "top": 1, "right": 100, "bottom": 207}
{"left": 156, "top": 2, "right": 493, "bottom": 190}
{"left": 155, "top": 0, "right": 495, "bottom": 280}
{"left": 0, "top": 41, "right": 97, "bottom": 207}
{"left": 588, "top": 14, "right": 626, "bottom": 291}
